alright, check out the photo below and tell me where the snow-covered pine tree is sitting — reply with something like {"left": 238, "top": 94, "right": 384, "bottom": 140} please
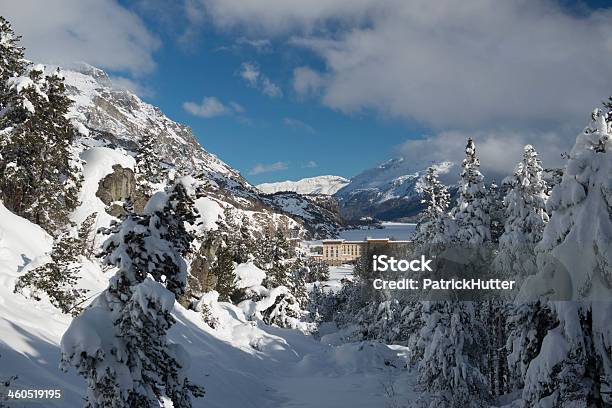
{"left": 505, "top": 301, "right": 556, "bottom": 392}
{"left": 216, "top": 208, "right": 243, "bottom": 263}
{"left": 290, "top": 261, "right": 309, "bottom": 307}
{"left": 61, "top": 183, "right": 204, "bottom": 408}
{"left": 0, "top": 65, "right": 81, "bottom": 235}
{"left": 520, "top": 107, "right": 612, "bottom": 407}
{"left": 0, "top": 16, "right": 27, "bottom": 112}
{"left": 414, "top": 301, "right": 489, "bottom": 407}
{"left": 451, "top": 138, "right": 490, "bottom": 244}
{"left": 236, "top": 214, "right": 255, "bottom": 264}
{"left": 14, "top": 229, "right": 89, "bottom": 316}
{"left": 303, "top": 258, "right": 330, "bottom": 283}
{"left": 487, "top": 183, "right": 506, "bottom": 244}
{"left": 116, "top": 278, "right": 205, "bottom": 407}
{"left": 494, "top": 145, "right": 549, "bottom": 277}
{"left": 538, "top": 107, "right": 611, "bottom": 298}
{"left": 134, "top": 131, "right": 165, "bottom": 197}
{"left": 211, "top": 244, "right": 236, "bottom": 302}
{"left": 261, "top": 288, "right": 302, "bottom": 328}
{"left": 78, "top": 212, "right": 98, "bottom": 258}
{"left": 148, "top": 179, "right": 201, "bottom": 297}
{"left": 263, "top": 223, "right": 293, "bottom": 289}
{"left": 414, "top": 166, "right": 451, "bottom": 246}
{"left": 412, "top": 138, "right": 493, "bottom": 407}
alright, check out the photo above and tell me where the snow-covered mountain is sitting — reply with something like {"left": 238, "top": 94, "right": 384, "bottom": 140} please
{"left": 58, "top": 63, "right": 340, "bottom": 238}
{"left": 257, "top": 175, "right": 350, "bottom": 195}
{"left": 334, "top": 159, "right": 456, "bottom": 222}
{"left": 62, "top": 63, "right": 255, "bottom": 197}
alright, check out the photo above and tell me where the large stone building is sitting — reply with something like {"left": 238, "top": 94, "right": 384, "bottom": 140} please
{"left": 320, "top": 238, "right": 412, "bottom": 266}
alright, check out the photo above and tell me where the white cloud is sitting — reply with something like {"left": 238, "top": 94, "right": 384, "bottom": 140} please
{"left": 248, "top": 161, "right": 289, "bottom": 175}
{"left": 283, "top": 117, "right": 316, "bottom": 134}
{"left": 109, "top": 75, "right": 155, "bottom": 98}
{"left": 238, "top": 62, "right": 283, "bottom": 98}
{"left": 2, "top": 0, "right": 160, "bottom": 76}
{"left": 187, "top": 0, "right": 377, "bottom": 34}
{"left": 189, "top": 0, "right": 612, "bottom": 133}
{"left": 304, "top": 160, "right": 318, "bottom": 168}
{"left": 236, "top": 37, "right": 272, "bottom": 52}
{"left": 182, "top": 96, "right": 244, "bottom": 118}
{"left": 396, "top": 129, "right": 571, "bottom": 182}
{"left": 292, "top": 66, "right": 325, "bottom": 97}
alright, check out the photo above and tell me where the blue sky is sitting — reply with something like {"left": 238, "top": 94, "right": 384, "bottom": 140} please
{"left": 4, "top": 0, "right": 612, "bottom": 184}
{"left": 125, "top": 9, "right": 426, "bottom": 184}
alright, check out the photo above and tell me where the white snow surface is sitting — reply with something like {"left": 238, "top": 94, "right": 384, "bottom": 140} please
{"left": 234, "top": 262, "right": 267, "bottom": 289}
{"left": 257, "top": 175, "right": 350, "bottom": 195}
{"left": 72, "top": 146, "right": 135, "bottom": 226}
{"left": 0, "top": 207, "right": 413, "bottom": 407}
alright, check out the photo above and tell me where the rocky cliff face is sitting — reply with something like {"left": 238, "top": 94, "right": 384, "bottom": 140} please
{"left": 95, "top": 165, "right": 149, "bottom": 216}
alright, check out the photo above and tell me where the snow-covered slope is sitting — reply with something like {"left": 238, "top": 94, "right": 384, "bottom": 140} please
{"left": 257, "top": 175, "right": 349, "bottom": 195}
{"left": 334, "top": 159, "right": 456, "bottom": 221}
{"left": 0, "top": 204, "right": 412, "bottom": 407}
{"left": 261, "top": 192, "right": 343, "bottom": 238}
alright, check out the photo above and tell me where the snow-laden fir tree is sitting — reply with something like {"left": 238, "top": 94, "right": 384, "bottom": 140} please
{"left": 0, "top": 16, "right": 27, "bottom": 112}
{"left": 537, "top": 108, "right": 611, "bottom": 297}
{"left": 450, "top": 138, "right": 490, "bottom": 244}
{"left": 414, "top": 166, "right": 451, "bottom": 246}
{"left": 61, "top": 180, "right": 204, "bottom": 408}
{"left": 494, "top": 145, "right": 548, "bottom": 277}
{"left": 134, "top": 131, "right": 165, "bottom": 197}
{"left": 211, "top": 244, "right": 236, "bottom": 302}
{"left": 487, "top": 183, "right": 506, "bottom": 244}
{"left": 518, "top": 107, "right": 612, "bottom": 407}
{"left": 262, "top": 223, "right": 293, "bottom": 289}
{"left": 303, "top": 258, "right": 330, "bottom": 283}
{"left": 216, "top": 210, "right": 256, "bottom": 266}
{"left": 0, "top": 64, "right": 81, "bottom": 235}
{"left": 261, "top": 287, "right": 302, "bottom": 328}
{"left": 414, "top": 301, "right": 489, "bottom": 408}
{"left": 411, "top": 138, "right": 492, "bottom": 407}
{"left": 504, "top": 301, "right": 556, "bottom": 392}
{"left": 14, "top": 227, "right": 89, "bottom": 316}
{"left": 237, "top": 214, "right": 255, "bottom": 264}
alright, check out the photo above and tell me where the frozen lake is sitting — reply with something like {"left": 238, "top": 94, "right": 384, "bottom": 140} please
{"left": 339, "top": 222, "right": 416, "bottom": 241}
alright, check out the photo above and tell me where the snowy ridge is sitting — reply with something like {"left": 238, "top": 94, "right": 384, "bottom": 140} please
{"left": 257, "top": 175, "right": 350, "bottom": 195}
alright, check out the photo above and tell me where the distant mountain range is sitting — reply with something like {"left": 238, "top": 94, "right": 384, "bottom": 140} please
{"left": 257, "top": 175, "right": 350, "bottom": 195}
{"left": 257, "top": 160, "right": 456, "bottom": 222}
